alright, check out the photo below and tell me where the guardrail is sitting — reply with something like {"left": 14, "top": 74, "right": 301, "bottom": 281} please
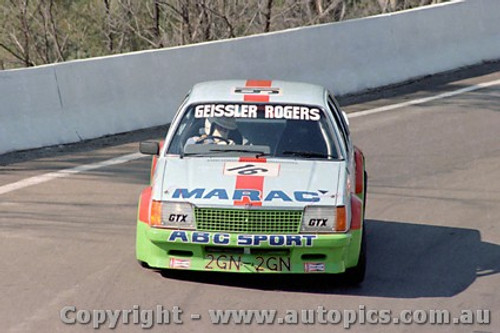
{"left": 0, "top": 0, "right": 498, "bottom": 155}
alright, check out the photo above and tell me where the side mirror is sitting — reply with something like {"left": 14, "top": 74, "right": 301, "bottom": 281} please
{"left": 139, "top": 141, "right": 160, "bottom": 156}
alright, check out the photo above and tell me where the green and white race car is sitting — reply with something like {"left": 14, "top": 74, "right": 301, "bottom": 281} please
{"left": 137, "top": 80, "right": 367, "bottom": 284}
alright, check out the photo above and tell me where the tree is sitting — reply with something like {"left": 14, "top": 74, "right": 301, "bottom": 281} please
{"left": 0, "top": 0, "right": 449, "bottom": 70}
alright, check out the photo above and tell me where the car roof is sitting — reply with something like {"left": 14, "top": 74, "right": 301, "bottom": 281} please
{"left": 186, "top": 80, "right": 327, "bottom": 106}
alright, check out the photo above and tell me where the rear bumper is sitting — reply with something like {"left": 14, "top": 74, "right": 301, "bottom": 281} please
{"left": 136, "top": 222, "right": 363, "bottom": 274}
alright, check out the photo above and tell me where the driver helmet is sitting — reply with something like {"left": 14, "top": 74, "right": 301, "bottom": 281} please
{"left": 204, "top": 117, "right": 237, "bottom": 137}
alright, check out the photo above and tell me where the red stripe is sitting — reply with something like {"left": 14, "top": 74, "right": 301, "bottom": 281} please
{"left": 236, "top": 81, "right": 271, "bottom": 203}
{"left": 245, "top": 80, "right": 272, "bottom": 87}
{"left": 243, "top": 80, "right": 272, "bottom": 103}
{"left": 233, "top": 157, "right": 266, "bottom": 206}
{"left": 350, "top": 195, "right": 363, "bottom": 230}
{"left": 354, "top": 147, "right": 364, "bottom": 194}
{"left": 239, "top": 157, "right": 266, "bottom": 163}
{"left": 150, "top": 141, "right": 164, "bottom": 184}
{"left": 138, "top": 186, "right": 152, "bottom": 224}
{"left": 244, "top": 95, "right": 270, "bottom": 102}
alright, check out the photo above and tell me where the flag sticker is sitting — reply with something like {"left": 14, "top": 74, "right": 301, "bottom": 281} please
{"left": 170, "top": 258, "right": 191, "bottom": 269}
{"left": 304, "top": 262, "right": 325, "bottom": 272}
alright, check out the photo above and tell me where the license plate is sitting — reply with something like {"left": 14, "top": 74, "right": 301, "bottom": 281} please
{"left": 204, "top": 254, "right": 291, "bottom": 272}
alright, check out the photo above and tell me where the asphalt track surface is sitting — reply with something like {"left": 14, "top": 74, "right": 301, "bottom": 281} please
{"left": 1, "top": 63, "right": 499, "bottom": 333}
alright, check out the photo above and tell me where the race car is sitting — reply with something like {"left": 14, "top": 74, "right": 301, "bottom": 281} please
{"left": 137, "top": 80, "right": 367, "bottom": 284}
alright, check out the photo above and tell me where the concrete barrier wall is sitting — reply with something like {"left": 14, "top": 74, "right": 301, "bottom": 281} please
{"left": 1, "top": 0, "right": 499, "bottom": 155}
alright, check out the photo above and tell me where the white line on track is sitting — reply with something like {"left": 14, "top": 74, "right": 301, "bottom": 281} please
{"left": 347, "top": 78, "right": 500, "bottom": 118}
{"left": 0, "top": 78, "right": 499, "bottom": 195}
{"left": 0, "top": 153, "right": 142, "bottom": 195}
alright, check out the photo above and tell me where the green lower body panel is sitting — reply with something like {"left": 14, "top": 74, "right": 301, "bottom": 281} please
{"left": 136, "top": 222, "right": 362, "bottom": 274}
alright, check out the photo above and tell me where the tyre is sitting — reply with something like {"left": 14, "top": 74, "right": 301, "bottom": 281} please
{"left": 363, "top": 170, "right": 367, "bottom": 219}
{"left": 138, "top": 260, "right": 151, "bottom": 269}
{"left": 344, "top": 230, "right": 366, "bottom": 286}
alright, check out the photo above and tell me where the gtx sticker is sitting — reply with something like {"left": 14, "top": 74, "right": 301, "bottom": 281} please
{"left": 168, "top": 231, "right": 317, "bottom": 247}
{"left": 172, "top": 188, "right": 320, "bottom": 202}
{"left": 308, "top": 218, "right": 328, "bottom": 227}
{"left": 168, "top": 214, "right": 188, "bottom": 223}
{"left": 224, "top": 162, "right": 280, "bottom": 177}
